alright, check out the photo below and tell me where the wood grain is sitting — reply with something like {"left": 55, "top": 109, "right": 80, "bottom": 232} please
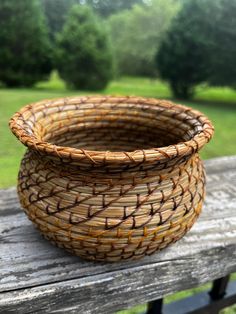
{"left": 0, "top": 156, "right": 236, "bottom": 314}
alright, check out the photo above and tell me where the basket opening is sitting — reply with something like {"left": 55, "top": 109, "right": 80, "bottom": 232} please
{"left": 41, "top": 111, "right": 195, "bottom": 152}
{"left": 10, "top": 96, "right": 214, "bottom": 163}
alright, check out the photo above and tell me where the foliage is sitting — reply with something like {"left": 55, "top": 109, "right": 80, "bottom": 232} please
{"left": 56, "top": 5, "right": 113, "bottom": 90}
{"left": 157, "top": 0, "right": 236, "bottom": 99}
{"left": 41, "top": 0, "right": 145, "bottom": 40}
{"left": 108, "top": 0, "right": 180, "bottom": 77}
{"left": 156, "top": 0, "right": 211, "bottom": 99}
{"left": 206, "top": 0, "right": 236, "bottom": 87}
{"left": 0, "top": 0, "right": 52, "bottom": 87}
{"left": 83, "top": 0, "right": 145, "bottom": 16}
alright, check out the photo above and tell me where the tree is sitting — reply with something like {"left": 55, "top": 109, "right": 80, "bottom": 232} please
{"left": 156, "top": 0, "right": 212, "bottom": 99}
{"left": 108, "top": 0, "right": 180, "bottom": 77}
{"left": 56, "top": 5, "right": 113, "bottom": 90}
{"left": 206, "top": 0, "right": 236, "bottom": 87}
{"left": 156, "top": 0, "right": 236, "bottom": 99}
{"left": 0, "top": 0, "right": 52, "bottom": 87}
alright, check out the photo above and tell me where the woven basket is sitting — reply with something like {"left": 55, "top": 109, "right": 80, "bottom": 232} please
{"left": 9, "top": 96, "right": 214, "bottom": 262}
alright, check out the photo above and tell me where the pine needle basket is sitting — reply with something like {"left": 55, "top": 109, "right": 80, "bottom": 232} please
{"left": 9, "top": 96, "right": 214, "bottom": 262}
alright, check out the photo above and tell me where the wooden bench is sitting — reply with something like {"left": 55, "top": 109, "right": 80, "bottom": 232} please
{"left": 1, "top": 156, "right": 236, "bottom": 314}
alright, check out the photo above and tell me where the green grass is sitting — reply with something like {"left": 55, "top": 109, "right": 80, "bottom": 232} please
{"left": 1, "top": 72, "right": 236, "bottom": 188}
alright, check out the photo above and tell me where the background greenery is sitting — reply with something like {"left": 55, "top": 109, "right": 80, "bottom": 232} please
{"left": 108, "top": 0, "right": 180, "bottom": 77}
{"left": 56, "top": 5, "right": 113, "bottom": 90}
{"left": 157, "top": 0, "right": 236, "bottom": 98}
{"left": 0, "top": 0, "right": 52, "bottom": 87}
{"left": 1, "top": 0, "right": 236, "bottom": 96}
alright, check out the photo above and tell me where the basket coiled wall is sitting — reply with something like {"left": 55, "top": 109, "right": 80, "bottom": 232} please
{"left": 9, "top": 96, "right": 214, "bottom": 262}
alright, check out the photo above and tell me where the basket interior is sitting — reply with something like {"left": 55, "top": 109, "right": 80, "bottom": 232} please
{"left": 39, "top": 103, "right": 198, "bottom": 152}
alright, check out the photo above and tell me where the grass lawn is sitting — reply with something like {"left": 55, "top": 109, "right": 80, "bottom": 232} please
{"left": 1, "top": 72, "right": 236, "bottom": 188}
{"left": 0, "top": 73, "right": 236, "bottom": 313}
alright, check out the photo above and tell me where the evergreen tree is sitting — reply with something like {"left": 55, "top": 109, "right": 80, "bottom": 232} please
{"left": 56, "top": 5, "right": 113, "bottom": 90}
{"left": 157, "top": 0, "right": 236, "bottom": 98}
{"left": 207, "top": 0, "right": 236, "bottom": 87}
{"left": 0, "top": 0, "right": 52, "bottom": 87}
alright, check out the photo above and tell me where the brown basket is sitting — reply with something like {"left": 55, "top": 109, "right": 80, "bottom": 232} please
{"left": 9, "top": 96, "right": 214, "bottom": 262}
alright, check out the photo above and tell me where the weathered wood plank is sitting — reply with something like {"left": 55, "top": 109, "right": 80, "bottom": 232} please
{"left": 0, "top": 156, "right": 236, "bottom": 313}
{"left": 1, "top": 246, "right": 236, "bottom": 314}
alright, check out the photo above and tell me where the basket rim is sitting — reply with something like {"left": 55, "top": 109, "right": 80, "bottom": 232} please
{"left": 9, "top": 95, "right": 214, "bottom": 165}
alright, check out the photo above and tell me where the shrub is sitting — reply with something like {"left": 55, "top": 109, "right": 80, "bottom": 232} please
{"left": 56, "top": 5, "right": 113, "bottom": 90}
{"left": 156, "top": 0, "right": 236, "bottom": 99}
{"left": 206, "top": 0, "right": 236, "bottom": 87}
{"left": 156, "top": 0, "right": 211, "bottom": 99}
{"left": 0, "top": 0, "right": 52, "bottom": 87}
